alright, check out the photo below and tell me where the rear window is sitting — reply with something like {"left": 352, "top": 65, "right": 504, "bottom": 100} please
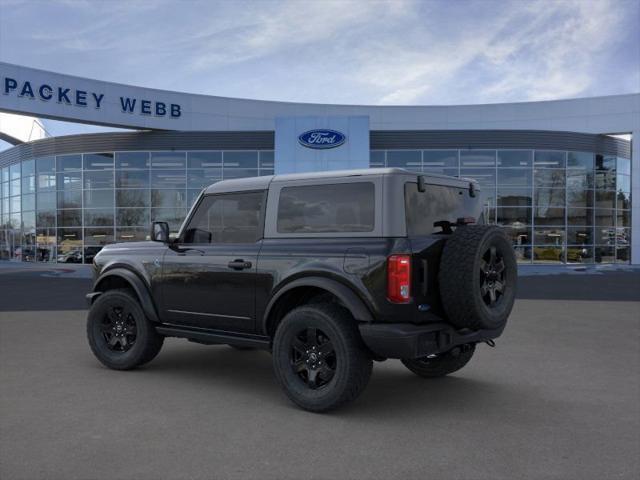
{"left": 277, "top": 182, "right": 375, "bottom": 233}
{"left": 404, "top": 182, "right": 469, "bottom": 235}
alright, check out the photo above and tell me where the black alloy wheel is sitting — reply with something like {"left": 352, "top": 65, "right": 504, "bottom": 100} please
{"left": 100, "top": 305, "right": 137, "bottom": 352}
{"left": 479, "top": 245, "right": 506, "bottom": 308}
{"left": 291, "top": 327, "right": 337, "bottom": 389}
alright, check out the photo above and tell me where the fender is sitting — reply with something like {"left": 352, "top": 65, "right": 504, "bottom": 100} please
{"left": 92, "top": 267, "right": 160, "bottom": 323}
{"left": 262, "top": 276, "right": 374, "bottom": 333}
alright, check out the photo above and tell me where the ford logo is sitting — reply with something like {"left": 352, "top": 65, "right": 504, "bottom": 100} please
{"left": 298, "top": 129, "right": 346, "bottom": 149}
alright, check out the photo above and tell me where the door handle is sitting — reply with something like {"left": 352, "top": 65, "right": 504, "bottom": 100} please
{"left": 228, "top": 259, "right": 252, "bottom": 270}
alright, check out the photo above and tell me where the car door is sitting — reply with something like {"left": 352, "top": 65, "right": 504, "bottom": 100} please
{"left": 159, "top": 190, "right": 266, "bottom": 333}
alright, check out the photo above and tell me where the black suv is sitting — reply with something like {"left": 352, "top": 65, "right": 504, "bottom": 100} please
{"left": 86, "top": 168, "right": 517, "bottom": 412}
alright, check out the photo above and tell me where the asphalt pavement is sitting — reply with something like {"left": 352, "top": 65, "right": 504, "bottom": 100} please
{"left": 0, "top": 266, "right": 639, "bottom": 479}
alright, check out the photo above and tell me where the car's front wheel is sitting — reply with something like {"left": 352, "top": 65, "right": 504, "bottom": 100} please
{"left": 272, "top": 304, "right": 372, "bottom": 412}
{"left": 87, "top": 289, "right": 164, "bottom": 370}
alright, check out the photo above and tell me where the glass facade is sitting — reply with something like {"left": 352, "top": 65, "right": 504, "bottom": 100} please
{"left": 0, "top": 151, "right": 274, "bottom": 263}
{"left": 371, "top": 149, "right": 632, "bottom": 264}
{"left": 0, "top": 147, "right": 631, "bottom": 264}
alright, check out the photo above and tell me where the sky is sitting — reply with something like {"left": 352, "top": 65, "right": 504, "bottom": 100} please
{"left": 0, "top": 0, "right": 639, "bottom": 142}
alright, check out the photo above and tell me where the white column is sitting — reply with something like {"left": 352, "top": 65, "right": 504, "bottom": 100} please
{"left": 631, "top": 129, "right": 639, "bottom": 265}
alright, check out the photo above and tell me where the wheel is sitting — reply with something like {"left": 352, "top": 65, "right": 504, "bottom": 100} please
{"left": 439, "top": 225, "right": 517, "bottom": 330}
{"left": 87, "top": 289, "right": 164, "bottom": 370}
{"left": 272, "top": 303, "right": 373, "bottom": 412}
{"left": 401, "top": 344, "right": 476, "bottom": 378}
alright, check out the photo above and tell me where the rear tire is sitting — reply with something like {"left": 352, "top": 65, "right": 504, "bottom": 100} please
{"left": 439, "top": 225, "right": 517, "bottom": 330}
{"left": 402, "top": 344, "right": 475, "bottom": 378}
{"left": 87, "top": 289, "right": 164, "bottom": 370}
{"left": 272, "top": 303, "right": 373, "bottom": 412}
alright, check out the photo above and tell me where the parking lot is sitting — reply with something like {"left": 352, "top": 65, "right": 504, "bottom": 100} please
{"left": 1, "top": 266, "right": 639, "bottom": 480}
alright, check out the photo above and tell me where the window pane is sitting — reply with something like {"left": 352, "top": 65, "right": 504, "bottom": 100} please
{"left": 36, "top": 211, "right": 55, "bottom": 228}
{"left": 595, "top": 191, "right": 616, "bottom": 209}
{"left": 187, "top": 151, "right": 222, "bottom": 169}
{"left": 151, "top": 208, "right": 187, "bottom": 232}
{"left": 1, "top": 167, "right": 8, "bottom": 183}
{"left": 57, "top": 190, "right": 82, "bottom": 209}
{"left": 57, "top": 209, "right": 82, "bottom": 227}
{"left": 117, "top": 189, "right": 150, "bottom": 208}
{"left": 36, "top": 157, "right": 55, "bottom": 174}
{"left": 370, "top": 151, "right": 385, "bottom": 167}
{"left": 116, "top": 227, "right": 149, "bottom": 242}
{"left": 567, "top": 247, "right": 593, "bottom": 264}
{"left": 616, "top": 174, "right": 630, "bottom": 194}
{"left": 497, "top": 187, "right": 531, "bottom": 207}
{"left": 38, "top": 191, "right": 57, "bottom": 210}
{"left": 84, "top": 190, "right": 114, "bottom": 209}
{"left": 534, "top": 151, "right": 566, "bottom": 168}
{"left": 594, "top": 209, "right": 615, "bottom": 226}
{"left": 502, "top": 226, "right": 531, "bottom": 245}
{"left": 497, "top": 169, "right": 531, "bottom": 186}
{"left": 534, "top": 206, "right": 565, "bottom": 226}
{"left": 184, "top": 192, "right": 264, "bottom": 243}
{"left": 459, "top": 168, "right": 495, "bottom": 187}
{"left": 422, "top": 150, "right": 458, "bottom": 172}
{"left": 278, "top": 183, "right": 373, "bottom": 234}
{"left": 566, "top": 169, "right": 593, "bottom": 189}
{"left": 460, "top": 150, "right": 495, "bottom": 167}
{"left": 83, "top": 153, "right": 114, "bottom": 170}
{"left": 22, "top": 193, "right": 35, "bottom": 211}
{"left": 22, "top": 159, "right": 35, "bottom": 176}
{"left": 534, "top": 169, "right": 565, "bottom": 187}
{"left": 596, "top": 155, "right": 616, "bottom": 172}
{"left": 151, "top": 189, "right": 187, "bottom": 208}
{"left": 57, "top": 171, "right": 82, "bottom": 190}
{"left": 10, "top": 178, "right": 20, "bottom": 196}
{"left": 532, "top": 246, "right": 564, "bottom": 263}
{"left": 567, "top": 227, "right": 593, "bottom": 244}
{"left": 37, "top": 173, "right": 56, "bottom": 191}
{"left": 594, "top": 169, "right": 616, "bottom": 190}
{"left": 223, "top": 168, "right": 259, "bottom": 179}
{"left": 616, "top": 210, "right": 630, "bottom": 227}
{"left": 21, "top": 175, "right": 36, "bottom": 194}
{"left": 616, "top": 246, "right": 630, "bottom": 263}
{"left": 386, "top": 151, "right": 421, "bottom": 169}
{"left": 259, "top": 151, "right": 274, "bottom": 168}
{"left": 150, "top": 151, "right": 186, "bottom": 168}
{"left": 567, "top": 151, "right": 593, "bottom": 169}
{"left": 151, "top": 170, "right": 186, "bottom": 188}
{"left": 534, "top": 227, "right": 565, "bottom": 245}
{"left": 405, "top": 183, "right": 469, "bottom": 236}
{"left": 116, "top": 170, "right": 149, "bottom": 188}
{"left": 117, "top": 208, "right": 150, "bottom": 227}
{"left": 595, "top": 227, "right": 616, "bottom": 245}
{"left": 57, "top": 154, "right": 82, "bottom": 171}
{"left": 223, "top": 151, "right": 258, "bottom": 168}
{"left": 116, "top": 152, "right": 149, "bottom": 169}
{"left": 84, "top": 170, "right": 114, "bottom": 189}
{"left": 84, "top": 209, "right": 114, "bottom": 226}
{"left": 595, "top": 246, "right": 615, "bottom": 264}
{"left": 187, "top": 169, "right": 222, "bottom": 189}
{"left": 497, "top": 151, "right": 532, "bottom": 168}
{"left": 10, "top": 196, "right": 20, "bottom": 212}
{"left": 567, "top": 188, "right": 593, "bottom": 208}
{"left": 616, "top": 157, "right": 630, "bottom": 176}
{"left": 85, "top": 228, "right": 114, "bottom": 245}
{"left": 534, "top": 188, "right": 565, "bottom": 208}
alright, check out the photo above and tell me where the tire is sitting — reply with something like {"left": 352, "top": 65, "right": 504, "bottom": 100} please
{"left": 87, "top": 289, "right": 164, "bottom": 370}
{"left": 272, "top": 303, "right": 373, "bottom": 412}
{"left": 402, "top": 344, "right": 475, "bottom": 378}
{"left": 439, "top": 225, "right": 517, "bottom": 330}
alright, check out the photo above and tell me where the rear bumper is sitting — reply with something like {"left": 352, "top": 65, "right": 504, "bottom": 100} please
{"left": 359, "top": 322, "right": 505, "bottom": 359}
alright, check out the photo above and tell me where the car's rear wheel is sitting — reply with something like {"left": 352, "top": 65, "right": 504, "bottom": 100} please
{"left": 272, "top": 303, "right": 372, "bottom": 412}
{"left": 87, "top": 289, "right": 164, "bottom": 370}
{"left": 439, "top": 225, "right": 517, "bottom": 330}
{"left": 401, "top": 344, "right": 475, "bottom": 378}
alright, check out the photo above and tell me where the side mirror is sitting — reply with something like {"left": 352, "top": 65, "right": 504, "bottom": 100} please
{"left": 151, "top": 221, "right": 170, "bottom": 243}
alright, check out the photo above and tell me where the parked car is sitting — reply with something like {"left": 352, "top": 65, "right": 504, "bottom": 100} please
{"left": 86, "top": 169, "right": 517, "bottom": 412}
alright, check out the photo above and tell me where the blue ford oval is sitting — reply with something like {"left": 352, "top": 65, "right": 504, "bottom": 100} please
{"left": 298, "top": 129, "right": 346, "bottom": 149}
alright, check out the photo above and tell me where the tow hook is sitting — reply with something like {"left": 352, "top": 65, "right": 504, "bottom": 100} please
{"left": 485, "top": 339, "right": 496, "bottom": 348}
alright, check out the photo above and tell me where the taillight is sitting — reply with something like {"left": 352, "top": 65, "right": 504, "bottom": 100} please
{"left": 387, "top": 255, "right": 411, "bottom": 303}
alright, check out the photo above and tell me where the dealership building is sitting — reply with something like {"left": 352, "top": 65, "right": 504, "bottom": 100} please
{"left": 0, "top": 62, "right": 638, "bottom": 265}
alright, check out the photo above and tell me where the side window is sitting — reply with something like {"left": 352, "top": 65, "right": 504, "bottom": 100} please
{"left": 277, "top": 182, "right": 375, "bottom": 233}
{"left": 183, "top": 192, "right": 264, "bottom": 244}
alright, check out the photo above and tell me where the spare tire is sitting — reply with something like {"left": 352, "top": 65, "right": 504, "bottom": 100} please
{"left": 439, "top": 225, "right": 517, "bottom": 330}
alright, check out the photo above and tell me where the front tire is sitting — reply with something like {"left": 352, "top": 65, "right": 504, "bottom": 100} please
{"left": 272, "top": 303, "right": 373, "bottom": 412}
{"left": 402, "top": 344, "right": 475, "bottom": 378}
{"left": 87, "top": 289, "right": 164, "bottom": 370}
